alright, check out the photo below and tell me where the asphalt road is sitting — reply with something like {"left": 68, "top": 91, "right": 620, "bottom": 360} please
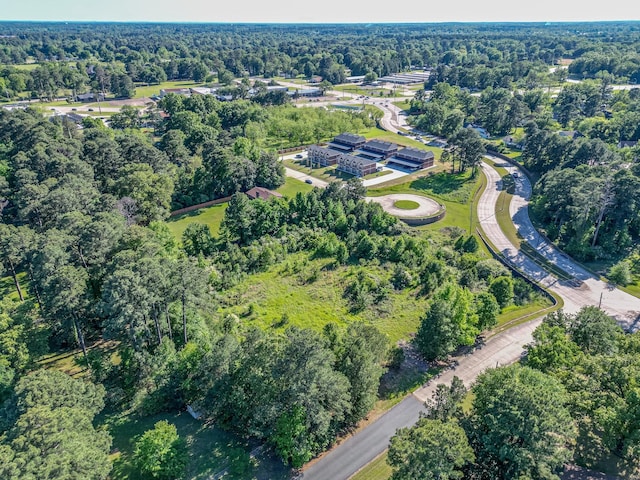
{"left": 283, "top": 166, "right": 328, "bottom": 188}
{"left": 301, "top": 396, "right": 424, "bottom": 480}
{"left": 480, "top": 158, "right": 640, "bottom": 331}
{"left": 293, "top": 90, "right": 640, "bottom": 479}
{"left": 301, "top": 319, "right": 542, "bottom": 480}
{"left": 302, "top": 160, "right": 640, "bottom": 480}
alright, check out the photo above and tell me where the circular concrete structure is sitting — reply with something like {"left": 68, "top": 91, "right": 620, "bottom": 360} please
{"left": 367, "top": 194, "right": 443, "bottom": 219}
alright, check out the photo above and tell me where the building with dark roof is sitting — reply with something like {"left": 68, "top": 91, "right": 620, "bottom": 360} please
{"left": 330, "top": 133, "right": 366, "bottom": 151}
{"left": 308, "top": 145, "right": 342, "bottom": 166}
{"left": 245, "top": 187, "right": 283, "bottom": 201}
{"left": 354, "top": 149, "right": 386, "bottom": 161}
{"left": 337, "top": 153, "right": 377, "bottom": 177}
{"left": 388, "top": 147, "right": 435, "bottom": 170}
{"left": 361, "top": 139, "right": 398, "bottom": 159}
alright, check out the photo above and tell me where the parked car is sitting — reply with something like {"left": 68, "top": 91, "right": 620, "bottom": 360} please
{"left": 295, "top": 154, "right": 303, "bottom": 158}
{"left": 305, "top": 179, "right": 313, "bottom": 184}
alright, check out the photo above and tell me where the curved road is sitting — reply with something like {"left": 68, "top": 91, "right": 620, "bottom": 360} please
{"left": 302, "top": 161, "right": 640, "bottom": 480}
{"left": 297, "top": 90, "right": 640, "bottom": 478}
{"left": 480, "top": 157, "right": 640, "bottom": 331}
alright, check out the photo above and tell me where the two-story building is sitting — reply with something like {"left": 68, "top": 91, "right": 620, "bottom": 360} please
{"left": 388, "top": 147, "right": 435, "bottom": 170}
{"left": 337, "top": 153, "right": 377, "bottom": 177}
{"left": 308, "top": 145, "right": 341, "bottom": 166}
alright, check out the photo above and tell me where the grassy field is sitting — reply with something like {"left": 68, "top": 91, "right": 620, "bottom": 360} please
{"left": 0, "top": 273, "right": 25, "bottom": 302}
{"left": 167, "top": 203, "right": 228, "bottom": 241}
{"left": 2, "top": 63, "right": 39, "bottom": 71}
{"left": 166, "top": 178, "right": 313, "bottom": 241}
{"left": 275, "top": 176, "right": 315, "bottom": 197}
{"left": 497, "top": 297, "right": 553, "bottom": 327}
{"left": 369, "top": 168, "right": 479, "bottom": 205}
{"left": 219, "top": 255, "right": 426, "bottom": 344}
{"left": 103, "top": 410, "right": 288, "bottom": 480}
{"left": 393, "top": 99, "right": 411, "bottom": 112}
{"left": 393, "top": 199, "right": 420, "bottom": 210}
{"left": 283, "top": 159, "right": 354, "bottom": 183}
{"left": 132, "top": 81, "right": 205, "bottom": 99}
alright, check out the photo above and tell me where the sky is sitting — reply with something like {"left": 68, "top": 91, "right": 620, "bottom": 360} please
{"left": 2, "top": 0, "right": 640, "bottom": 23}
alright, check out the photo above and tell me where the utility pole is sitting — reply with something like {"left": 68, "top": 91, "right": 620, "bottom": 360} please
{"left": 599, "top": 291, "right": 603, "bottom": 309}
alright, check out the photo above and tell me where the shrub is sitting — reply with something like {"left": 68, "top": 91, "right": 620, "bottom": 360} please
{"left": 608, "top": 260, "right": 633, "bottom": 286}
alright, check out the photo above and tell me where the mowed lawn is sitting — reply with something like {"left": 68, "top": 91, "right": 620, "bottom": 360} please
{"left": 367, "top": 168, "right": 486, "bottom": 238}
{"left": 351, "top": 453, "right": 391, "bottom": 480}
{"left": 167, "top": 203, "right": 228, "bottom": 240}
{"left": 132, "top": 80, "right": 205, "bottom": 99}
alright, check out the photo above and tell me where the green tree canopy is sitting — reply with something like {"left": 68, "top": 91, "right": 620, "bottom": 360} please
{"left": 133, "top": 420, "right": 187, "bottom": 480}
{"left": 388, "top": 418, "right": 475, "bottom": 480}
{"left": 469, "top": 364, "right": 577, "bottom": 479}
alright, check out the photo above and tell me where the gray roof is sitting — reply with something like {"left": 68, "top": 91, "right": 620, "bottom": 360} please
{"left": 397, "top": 147, "right": 434, "bottom": 161}
{"left": 354, "top": 148, "right": 385, "bottom": 159}
{"left": 364, "top": 139, "right": 398, "bottom": 152}
{"left": 334, "top": 133, "right": 366, "bottom": 146}
{"left": 327, "top": 142, "right": 353, "bottom": 152}
{"left": 309, "top": 145, "right": 342, "bottom": 157}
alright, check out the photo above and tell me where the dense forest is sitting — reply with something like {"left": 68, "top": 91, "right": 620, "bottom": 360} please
{"left": 1, "top": 22, "right": 640, "bottom": 101}
{"left": 0, "top": 105, "right": 527, "bottom": 476}
{"left": 1, "top": 21, "right": 640, "bottom": 480}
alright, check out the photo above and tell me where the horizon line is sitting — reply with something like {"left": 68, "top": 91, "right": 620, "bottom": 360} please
{"left": 1, "top": 19, "right": 639, "bottom": 25}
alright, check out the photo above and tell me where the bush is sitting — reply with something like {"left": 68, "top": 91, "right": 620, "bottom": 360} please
{"left": 608, "top": 260, "right": 633, "bottom": 286}
{"left": 391, "top": 265, "right": 413, "bottom": 290}
{"left": 387, "top": 346, "right": 405, "bottom": 370}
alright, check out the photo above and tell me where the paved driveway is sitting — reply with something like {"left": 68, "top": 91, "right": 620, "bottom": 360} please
{"left": 284, "top": 167, "right": 328, "bottom": 188}
{"left": 366, "top": 194, "right": 441, "bottom": 218}
{"left": 362, "top": 167, "right": 408, "bottom": 187}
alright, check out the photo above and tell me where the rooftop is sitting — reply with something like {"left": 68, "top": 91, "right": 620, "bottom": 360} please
{"left": 364, "top": 139, "right": 398, "bottom": 152}
{"left": 245, "top": 187, "right": 283, "bottom": 201}
{"left": 397, "top": 147, "right": 434, "bottom": 161}
{"left": 340, "top": 154, "right": 377, "bottom": 166}
{"left": 334, "top": 132, "right": 366, "bottom": 146}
